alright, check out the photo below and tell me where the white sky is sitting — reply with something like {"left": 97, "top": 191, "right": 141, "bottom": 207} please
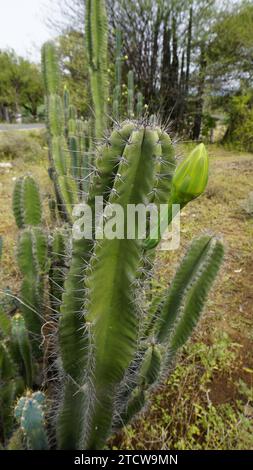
{"left": 0, "top": 0, "right": 59, "bottom": 62}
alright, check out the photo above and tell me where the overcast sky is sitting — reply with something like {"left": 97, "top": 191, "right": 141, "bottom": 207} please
{"left": 0, "top": 0, "right": 59, "bottom": 62}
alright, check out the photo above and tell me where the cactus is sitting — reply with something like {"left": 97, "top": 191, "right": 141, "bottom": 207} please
{"left": 13, "top": 176, "right": 42, "bottom": 228}
{"left": 12, "top": 176, "right": 48, "bottom": 355}
{"left": 0, "top": 2, "right": 226, "bottom": 451}
{"left": 14, "top": 391, "right": 48, "bottom": 450}
{"left": 17, "top": 227, "right": 48, "bottom": 355}
{"left": 54, "top": 122, "right": 223, "bottom": 449}
{"left": 42, "top": 43, "right": 80, "bottom": 222}
{"left": 0, "top": 341, "right": 24, "bottom": 442}
{"left": 112, "top": 29, "right": 122, "bottom": 120}
{"left": 41, "top": 41, "right": 60, "bottom": 95}
{"left": 3, "top": 119, "right": 224, "bottom": 450}
{"left": 49, "top": 229, "right": 69, "bottom": 314}
{"left": 136, "top": 92, "right": 144, "bottom": 118}
{"left": 85, "top": 0, "right": 109, "bottom": 137}
{"left": 11, "top": 314, "right": 33, "bottom": 388}
{"left": 127, "top": 70, "right": 135, "bottom": 118}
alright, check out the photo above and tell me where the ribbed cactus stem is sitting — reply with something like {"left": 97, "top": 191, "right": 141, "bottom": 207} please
{"left": 86, "top": 0, "right": 109, "bottom": 137}
{"left": 41, "top": 41, "right": 60, "bottom": 95}
{"left": 0, "top": 343, "right": 19, "bottom": 441}
{"left": 127, "top": 70, "right": 134, "bottom": 118}
{"left": 57, "top": 125, "right": 136, "bottom": 448}
{"left": 115, "top": 29, "right": 122, "bottom": 90}
{"left": 118, "top": 344, "right": 161, "bottom": 427}
{"left": 57, "top": 175, "right": 78, "bottom": 218}
{"left": 118, "top": 235, "right": 223, "bottom": 427}
{"left": 17, "top": 227, "right": 48, "bottom": 355}
{"left": 113, "top": 29, "right": 122, "bottom": 120}
{"left": 167, "top": 237, "right": 224, "bottom": 353}
{"left": 52, "top": 136, "right": 68, "bottom": 176}
{"left": 13, "top": 176, "right": 42, "bottom": 229}
{"left": 14, "top": 392, "right": 48, "bottom": 450}
{"left": 136, "top": 92, "right": 144, "bottom": 118}
{"left": 11, "top": 314, "right": 33, "bottom": 388}
{"left": 48, "top": 94, "right": 64, "bottom": 137}
{"left": 83, "top": 125, "right": 160, "bottom": 449}
{"left": 69, "top": 135, "right": 80, "bottom": 180}
{"left": 63, "top": 85, "right": 70, "bottom": 137}
{"left": 49, "top": 229, "right": 68, "bottom": 314}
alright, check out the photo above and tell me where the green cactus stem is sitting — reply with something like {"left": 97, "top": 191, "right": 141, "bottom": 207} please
{"left": 127, "top": 70, "right": 135, "bottom": 118}
{"left": 17, "top": 227, "right": 48, "bottom": 355}
{"left": 11, "top": 314, "right": 33, "bottom": 388}
{"left": 136, "top": 92, "right": 144, "bottom": 118}
{"left": 83, "top": 125, "right": 160, "bottom": 449}
{"left": 86, "top": 0, "right": 109, "bottom": 138}
{"left": 14, "top": 392, "right": 48, "bottom": 450}
{"left": 13, "top": 176, "right": 42, "bottom": 229}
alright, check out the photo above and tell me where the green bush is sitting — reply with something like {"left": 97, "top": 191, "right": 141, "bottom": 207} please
{"left": 224, "top": 91, "right": 253, "bottom": 153}
{"left": 0, "top": 131, "right": 47, "bottom": 162}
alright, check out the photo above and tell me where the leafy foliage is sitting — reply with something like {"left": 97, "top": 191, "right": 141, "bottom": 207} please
{"left": 0, "top": 50, "right": 43, "bottom": 121}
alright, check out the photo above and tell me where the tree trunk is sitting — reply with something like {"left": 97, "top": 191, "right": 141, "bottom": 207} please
{"left": 185, "top": 6, "right": 193, "bottom": 97}
{"left": 192, "top": 43, "right": 207, "bottom": 140}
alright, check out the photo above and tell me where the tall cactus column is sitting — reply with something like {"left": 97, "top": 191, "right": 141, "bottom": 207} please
{"left": 85, "top": 0, "right": 109, "bottom": 138}
{"left": 13, "top": 176, "right": 48, "bottom": 357}
{"left": 57, "top": 122, "right": 136, "bottom": 449}
{"left": 42, "top": 42, "right": 79, "bottom": 222}
{"left": 82, "top": 125, "right": 162, "bottom": 449}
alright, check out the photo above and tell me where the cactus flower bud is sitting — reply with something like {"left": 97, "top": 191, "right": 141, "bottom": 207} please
{"left": 172, "top": 143, "right": 209, "bottom": 204}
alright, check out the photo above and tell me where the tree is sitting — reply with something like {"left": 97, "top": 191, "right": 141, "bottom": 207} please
{"left": 208, "top": 1, "right": 253, "bottom": 88}
{"left": 57, "top": 30, "right": 90, "bottom": 116}
{"left": 205, "top": 1, "right": 253, "bottom": 145}
{"left": 47, "top": 0, "right": 253, "bottom": 142}
{"left": 0, "top": 50, "right": 43, "bottom": 121}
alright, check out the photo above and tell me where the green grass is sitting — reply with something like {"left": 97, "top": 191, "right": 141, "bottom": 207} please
{"left": 0, "top": 139, "right": 253, "bottom": 449}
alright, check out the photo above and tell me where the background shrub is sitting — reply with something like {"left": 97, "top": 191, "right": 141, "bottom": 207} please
{"left": 0, "top": 130, "right": 47, "bottom": 162}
